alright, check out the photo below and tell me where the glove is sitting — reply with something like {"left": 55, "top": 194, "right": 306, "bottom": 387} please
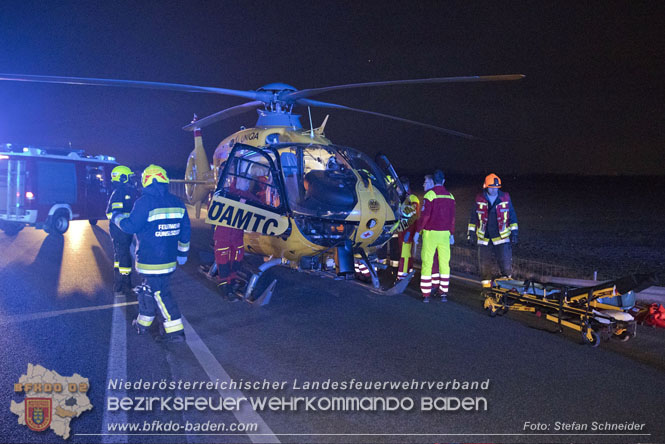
{"left": 403, "top": 231, "right": 411, "bottom": 243}
{"left": 449, "top": 234, "right": 455, "bottom": 245}
{"left": 511, "top": 231, "right": 519, "bottom": 245}
{"left": 177, "top": 256, "right": 188, "bottom": 265}
{"left": 466, "top": 231, "right": 476, "bottom": 246}
{"left": 413, "top": 232, "right": 420, "bottom": 245}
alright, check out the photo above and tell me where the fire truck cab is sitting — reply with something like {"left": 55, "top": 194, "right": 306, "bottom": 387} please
{"left": 0, "top": 144, "right": 117, "bottom": 235}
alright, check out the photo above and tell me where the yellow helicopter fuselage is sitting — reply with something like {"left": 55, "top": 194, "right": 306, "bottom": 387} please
{"left": 194, "top": 124, "right": 400, "bottom": 266}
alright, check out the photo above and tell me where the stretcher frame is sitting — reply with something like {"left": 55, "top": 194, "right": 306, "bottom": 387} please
{"left": 481, "top": 274, "right": 653, "bottom": 346}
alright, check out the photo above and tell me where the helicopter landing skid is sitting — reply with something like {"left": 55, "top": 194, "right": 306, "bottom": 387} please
{"left": 303, "top": 268, "right": 414, "bottom": 296}
{"left": 384, "top": 270, "right": 415, "bottom": 295}
{"left": 198, "top": 264, "right": 220, "bottom": 282}
{"left": 220, "top": 273, "right": 277, "bottom": 308}
{"left": 239, "top": 258, "right": 283, "bottom": 306}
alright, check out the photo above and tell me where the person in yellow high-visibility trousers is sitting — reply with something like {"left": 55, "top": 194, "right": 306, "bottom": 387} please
{"left": 414, "top": 170, "right": 455, "bottom": 303}
{"left": 421, "top": 175, "right": 442, "bottom": 293}
{"left": 395, "top": 177, "right": 420, "bottom": 281}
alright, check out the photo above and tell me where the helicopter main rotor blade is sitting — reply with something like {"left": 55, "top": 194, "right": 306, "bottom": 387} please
{"left": 285, "top": 74, "right": 525, "bottom": 101}
{"left": 297, "top": 99, "right": 478, "bottom": 140}
{"left": 182, "top": 101, "right": 264, "bottom": 131}
{"left": 0, "top": 73, "right": 262, "bottom": 101}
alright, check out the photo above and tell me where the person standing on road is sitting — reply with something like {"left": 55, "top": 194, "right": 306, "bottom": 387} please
{"left": 467, "top": 173, "right": 518, "bottom": 290}
{"left": 395, "top": 176, "right": 420, "bottom": 281}
{"left": 421, "top": 175, "right": 441, "bottom": 295}
{"left": 106, "top": 165, "right": 139, "bottom": 297}
{"left": 112, "top": 164, "right": 191, "bottom": 343}
{"left": 210, "top": 173, "right": 256, "bottom": 299}
{"left": 414, "top": 170, "right": 455, "bottom": 303}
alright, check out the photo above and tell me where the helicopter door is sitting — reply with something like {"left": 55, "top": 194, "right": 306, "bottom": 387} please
{"left": 206, "top": 144, "right": 289, "bottom": 236}
{"left": 375, "top": 153, "right": 406, "bottom": 201}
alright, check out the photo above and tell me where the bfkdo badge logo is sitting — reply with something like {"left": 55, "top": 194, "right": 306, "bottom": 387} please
{"left": 11, "top": 364, "right": 93, "bottom": 440}
{"left": 25, "top": 398, "right": 52, "bottom": 432}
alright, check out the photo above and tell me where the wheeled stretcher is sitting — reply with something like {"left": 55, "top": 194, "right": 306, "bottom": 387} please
{"left": 483, "top": 274, "right": 655, "bottom": 346}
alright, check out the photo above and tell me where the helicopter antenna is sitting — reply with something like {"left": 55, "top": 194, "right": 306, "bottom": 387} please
{"left": 307, "top": 106, "right": 315, "bottom": 139}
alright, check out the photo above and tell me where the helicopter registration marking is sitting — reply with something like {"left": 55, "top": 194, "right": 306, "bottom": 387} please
{"left": 206, "top": 196, "right": 289, "bottom": 236}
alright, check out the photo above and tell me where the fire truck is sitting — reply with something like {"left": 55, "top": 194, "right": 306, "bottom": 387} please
{"left": 0, "top": 143, "right": 118, "bottom": 235}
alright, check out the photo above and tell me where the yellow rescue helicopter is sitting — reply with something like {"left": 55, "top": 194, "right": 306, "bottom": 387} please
{"left": 0, "top": 73, "right": 524, "bottom": 299}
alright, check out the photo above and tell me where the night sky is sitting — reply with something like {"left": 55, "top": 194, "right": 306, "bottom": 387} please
{"left": 1, "top": 1, "right": 663, "bottom": 175}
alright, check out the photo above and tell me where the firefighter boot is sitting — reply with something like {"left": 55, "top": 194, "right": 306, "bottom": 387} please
{"left": 121, "top": 273, "right": 133, "bottom": 296}
{"left": 113, "top": 270, "right": 125, "bottom": 297}
{"left": 156, "top": 331, "right": 186, "bottom": 343}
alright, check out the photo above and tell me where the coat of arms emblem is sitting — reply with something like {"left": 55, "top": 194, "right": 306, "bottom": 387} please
{"left": 25, "top": 398, "right": 52, "bottom": 432}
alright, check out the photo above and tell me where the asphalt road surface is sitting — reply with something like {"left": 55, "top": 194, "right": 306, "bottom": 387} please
{"left": 2, "top": 217, "right": 664, "bottom": 444}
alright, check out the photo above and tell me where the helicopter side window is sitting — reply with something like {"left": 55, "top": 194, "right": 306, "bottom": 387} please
{"left": 220, "top": 150, "right": 282, "bottom": 210}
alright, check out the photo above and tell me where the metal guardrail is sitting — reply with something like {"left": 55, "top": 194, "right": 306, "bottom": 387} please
{"left": 412, "top": 244, "right": 583, "bottom": 282}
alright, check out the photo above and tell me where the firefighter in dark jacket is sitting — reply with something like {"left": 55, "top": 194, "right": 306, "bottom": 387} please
{"left": 112, "top": 164, "right": 191, "bottom": 343}
{"left": 106, "top": 165, "right": 139, "bottom": 297}
{"left": 467, "top": 173, "right": 518, "bottom": 289}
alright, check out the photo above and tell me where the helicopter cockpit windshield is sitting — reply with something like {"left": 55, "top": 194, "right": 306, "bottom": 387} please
{"left": 218, "top": 142, "right": 403, "bottom": 222}
{"left": 276, "top": 144, "right": 358, "bottom": 217}
{"left": 337, "top": 147, "right": 403, "bottom": 214}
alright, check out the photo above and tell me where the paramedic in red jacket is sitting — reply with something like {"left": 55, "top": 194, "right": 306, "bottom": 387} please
{"left": 414, "top": 170, "right": 455, "bottom": 303}
{"left": 212, "top": 174, "right": 255, "bottom": 298}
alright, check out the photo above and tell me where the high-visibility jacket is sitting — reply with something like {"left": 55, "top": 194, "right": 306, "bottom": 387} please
{"left": 468, "top": 190, "right": 518, "bottom": 245}
{"left": 114, "top": 182, "right": 190, "bottom": 275}
{"left": 416, "top": 185, "right": 455, "bottom": 233}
